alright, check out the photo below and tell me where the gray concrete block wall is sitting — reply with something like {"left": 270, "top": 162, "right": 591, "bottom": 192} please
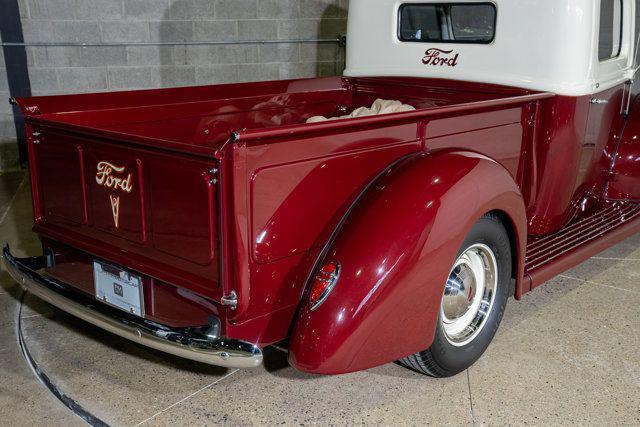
{"left": 0, "top": 47, "right": 20, "bottom": 171}
{"left": 0, "top": 0, "right": 348, "bottom": 171}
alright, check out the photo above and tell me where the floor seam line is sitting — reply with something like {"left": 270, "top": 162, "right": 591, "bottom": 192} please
{"left": 558, "top": 274, "right": 640, "bottom": 294}
{"left": 590, "top": 257, "right": 640, "bottom": 261}
{"left": 21, "top": 314, "right": 42, "bottom": 319}
{"left": 134, "top": 369, "right": 240, "bottom": 426}
{"left": 466, "top": 369, "right": 475, "bottom": 426}
{"left": 0, "top": 174, "right": 26, "bottom": 227}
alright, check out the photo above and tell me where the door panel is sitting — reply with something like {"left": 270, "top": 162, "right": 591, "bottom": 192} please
{"left": 580, "top": 85, "right": 625, "bottom": 194}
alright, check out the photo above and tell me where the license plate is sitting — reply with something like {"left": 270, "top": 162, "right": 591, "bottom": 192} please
{"left": 93, "top": 260, "right": 144, "bottom": 317}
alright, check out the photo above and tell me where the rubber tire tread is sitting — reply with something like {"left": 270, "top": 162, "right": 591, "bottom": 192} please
{"left": 399, "top": 213, "right": 512, "bottom": 377}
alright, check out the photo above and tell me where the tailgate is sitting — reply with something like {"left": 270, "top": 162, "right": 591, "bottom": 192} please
{"left": 29, "top": 125, "right": 220, "bottom": 297}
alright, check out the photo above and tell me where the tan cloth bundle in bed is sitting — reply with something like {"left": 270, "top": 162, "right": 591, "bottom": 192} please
{"left": 306, "top": 98, "right": 416, "bottom": 123}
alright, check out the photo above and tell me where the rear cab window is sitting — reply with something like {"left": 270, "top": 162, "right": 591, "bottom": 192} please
{"left": 398, "top": 2, "right": 497, "bottom": 44}
{"left": 598, "top": 0, "right": 623, "bottom": 61}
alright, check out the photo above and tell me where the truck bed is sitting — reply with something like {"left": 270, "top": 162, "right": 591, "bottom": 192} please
{"left": 18, "top": 76, "right": 535, "bottom": 153}
{"left": 15, "top": 76, "right": 553, "bottom": 343}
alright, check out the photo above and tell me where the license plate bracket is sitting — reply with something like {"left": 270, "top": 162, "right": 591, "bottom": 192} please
{"left": 93, "top": 260, "right": 144, "bottom": 317}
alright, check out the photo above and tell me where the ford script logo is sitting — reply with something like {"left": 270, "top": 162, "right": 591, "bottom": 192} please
{"left": 96, "top": 161, "right": 133, "bottom": 193}
{"left": 422, "top": 48, "right": 459, "bottom": 67}
{"left": 96, "top": 161, "right": 132, "bottom": 229}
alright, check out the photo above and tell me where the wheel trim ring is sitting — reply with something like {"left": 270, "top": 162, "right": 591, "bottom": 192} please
{"left": 442, "top": 252, "right": 485, "bottom": 336}
{"left": 440, "top": 243, "right": 498, "bottom": 347}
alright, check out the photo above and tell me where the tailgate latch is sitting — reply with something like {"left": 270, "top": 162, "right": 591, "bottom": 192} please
{"left": 220, "top": 290, "right": 238, "bottom": 310}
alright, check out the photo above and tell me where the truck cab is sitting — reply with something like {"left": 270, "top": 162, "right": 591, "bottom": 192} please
{"left": 349, "top": 0, "right": 640, "bottom": 229}
{"left": 5, "top": 0, "right": 640, "bottom": 376}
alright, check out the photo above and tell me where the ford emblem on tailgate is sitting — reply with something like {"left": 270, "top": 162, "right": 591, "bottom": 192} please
{"left": 96, "top": 161, "right": 133, "bottom": 229}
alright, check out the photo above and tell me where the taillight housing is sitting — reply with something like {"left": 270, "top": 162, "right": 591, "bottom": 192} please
{"left": 308, "top": 261, "right": 340, "bottom": 311}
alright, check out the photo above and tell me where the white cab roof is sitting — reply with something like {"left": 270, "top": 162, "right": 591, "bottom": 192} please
{"left": 344, "top": 0, "right": 636, "bottom": 96}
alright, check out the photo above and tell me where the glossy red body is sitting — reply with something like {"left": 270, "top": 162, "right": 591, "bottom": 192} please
{"left": 607, "top": 93, "right": 640, "bottom": 201}
{"left": 289, "top": 151, "right": 527, "bottom": 373}
{"left": 14, "top": 75, "right": 640, "bottom": 374}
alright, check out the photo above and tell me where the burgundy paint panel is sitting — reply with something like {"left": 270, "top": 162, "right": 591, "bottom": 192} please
{"left": 427, "top": 108, "right": 521, "bottom": 138}
{"left": 607, "top": 96, "right": 640, "bottom": 200}
{"left": 245, "top": 252, "right": 312, "bottom": 321}
{"left": 526, "top": 95, "right": 591, "bottom": 235}
{"left": 148, "top": 277, "right": 221, "bottom": 327}
{"left": 246, "top": 123, "right": 419, "bottom": 169}
{"left": 148, "top": 155, "right": 217, "bottom": 266}
{"left": 226, "top": 304, "right": 300, "bottom": 347}
{"left": 35, "top": 136, "right": 85, "bottom": 225}
{"left": 250, "top": 142, "right": 421, "bottom": 264}
{"left": 525, "top": 85, "right": 625, "bottom": 235}
{"left": 426, "top": 122, "right": 523, "bottom": 178}
{"left": 580, "top": 86, "right": 625, "bottom": 191}
{"left": 609, "top": 139, "right": 640, "bottom": 200}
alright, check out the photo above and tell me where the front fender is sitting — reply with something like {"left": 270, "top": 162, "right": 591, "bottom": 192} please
{"left": 288, "top": 150, "right": 526, "bottom": 374}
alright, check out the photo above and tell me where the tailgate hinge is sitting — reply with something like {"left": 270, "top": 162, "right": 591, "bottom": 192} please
{"left": 220, "top": 290, "right": 238, "bottom": 310}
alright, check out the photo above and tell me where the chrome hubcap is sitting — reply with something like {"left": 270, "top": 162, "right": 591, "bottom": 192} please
{"left": 441, "top": 243, "right": 497, "bottom": 346}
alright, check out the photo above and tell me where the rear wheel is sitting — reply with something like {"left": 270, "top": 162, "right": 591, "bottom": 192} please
{"left": 400, "top": 213, "right": 512, "bottom": 377}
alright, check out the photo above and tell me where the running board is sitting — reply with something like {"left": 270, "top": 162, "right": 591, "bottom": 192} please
{"left": 524, "top": 202, "right": 640, "bottom": 289}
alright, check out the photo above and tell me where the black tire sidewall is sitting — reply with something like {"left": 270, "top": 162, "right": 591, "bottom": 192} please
{"left": 428, "top": 215, "right": 512, "bottom": 375}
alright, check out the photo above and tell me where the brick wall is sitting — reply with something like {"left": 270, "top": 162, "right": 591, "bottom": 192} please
{"left": 0, "top": 0, "right": 349, "bottom": 170}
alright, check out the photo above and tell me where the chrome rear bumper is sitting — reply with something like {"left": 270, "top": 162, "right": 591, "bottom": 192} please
{"left": 2, "top": 245, "right": 262, "bottom": 369}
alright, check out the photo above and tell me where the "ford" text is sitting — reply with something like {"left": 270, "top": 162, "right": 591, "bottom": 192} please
{"left": 422, "top": 48, "right": 459, "bottom": 67}
{"left": 96, "top": 161, "right": 133, "bottom": 193}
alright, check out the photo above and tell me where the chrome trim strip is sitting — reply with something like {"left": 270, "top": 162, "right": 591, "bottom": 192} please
{"left": 2, "top": 245, "right": 262, "bottom": 369}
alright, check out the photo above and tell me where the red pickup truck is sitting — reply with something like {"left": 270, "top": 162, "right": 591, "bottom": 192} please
{"left": 5, "top": 0, "right": 640, "bottom": 377}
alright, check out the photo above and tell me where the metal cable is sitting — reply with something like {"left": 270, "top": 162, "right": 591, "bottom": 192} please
{"left": 1, "top": 38, "right": 344, "bottom": 47}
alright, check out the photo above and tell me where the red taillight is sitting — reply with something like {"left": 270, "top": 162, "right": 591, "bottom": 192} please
{"left": 308, "top": 261, "right": 340, "bottom": 311}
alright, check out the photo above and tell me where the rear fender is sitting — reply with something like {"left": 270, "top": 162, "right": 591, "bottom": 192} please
{"left": 288, "top": 150, "right": 526, "bottom": 374}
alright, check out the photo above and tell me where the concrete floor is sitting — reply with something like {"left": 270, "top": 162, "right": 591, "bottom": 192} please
{"left": 0, "top": 170, "right": 639, "bottom": 426}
